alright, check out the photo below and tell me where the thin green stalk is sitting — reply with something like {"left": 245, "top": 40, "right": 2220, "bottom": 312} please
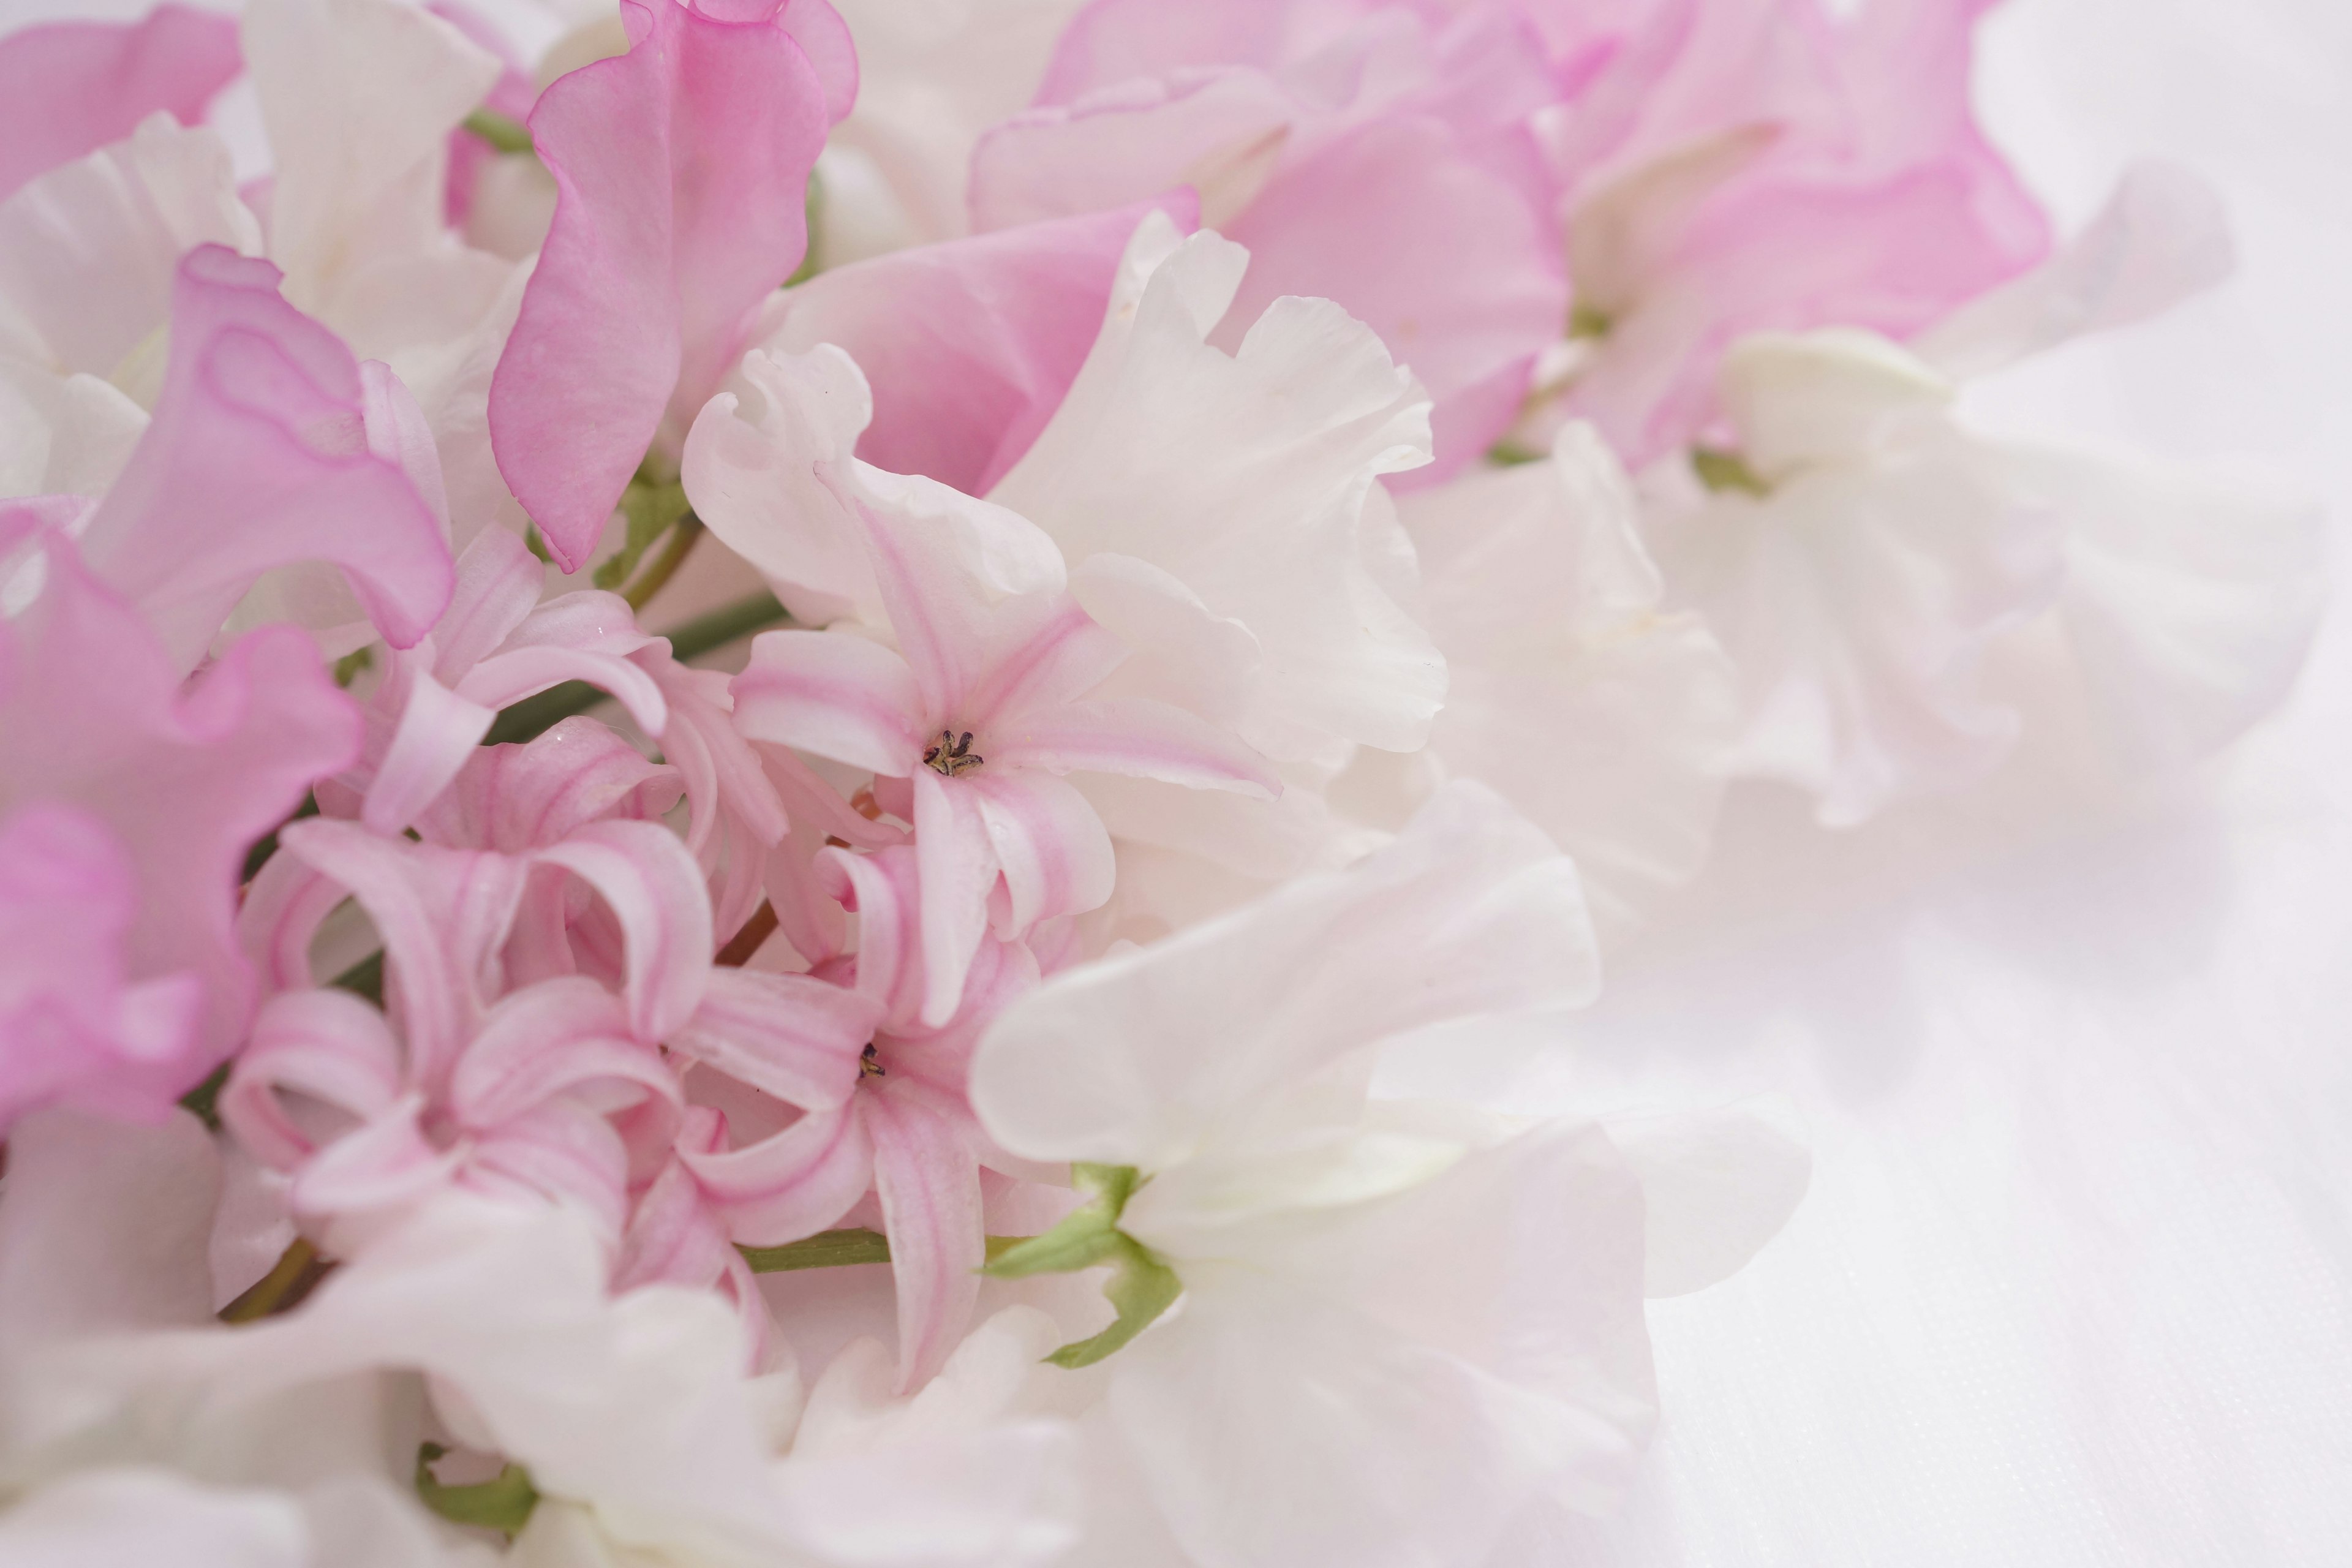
{"left": 220, "top": 1237, "right": 334, "bottom": 1322}
{"left": 462, "top": 107, "right": 533, "bottom": 156}
{"left": 622, "top": 513, "right": 704, "bottom": 612}
{"left": 738, "top": 1228, "right": 1028, "bottom": 1274}
{"left": 478, "top": 589, "right": 791, "bottom": 746}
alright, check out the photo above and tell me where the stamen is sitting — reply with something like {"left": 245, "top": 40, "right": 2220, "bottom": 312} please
{"left": 860, "top": 1042, "right": 886, "bottom": 1079}
{"left": 921, "top": 728, "right": 984, "bottom": 777}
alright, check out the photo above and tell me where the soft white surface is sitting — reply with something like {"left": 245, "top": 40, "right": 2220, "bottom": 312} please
{"left": 0, "top": 0, "right": 2342, "bottom": 1558}
{"left": 1508, "top": 3, "right": 2352, "bottom": 1559}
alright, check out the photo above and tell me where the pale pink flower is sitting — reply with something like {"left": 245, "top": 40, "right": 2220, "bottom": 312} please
{"left": 0, "top": 4, "right": 242, "bottom": 205}
{"left": 971, "top": 0, "right": 1567, "bottom": 483}
{"left": 728, "top": 451, "right": 1280, "bottom": 1023}
{"left": 488, "top": 0, "right": 856, "bottom": 568}
{"left": 0, "top": 521, "right": 358, "bottom": 1133}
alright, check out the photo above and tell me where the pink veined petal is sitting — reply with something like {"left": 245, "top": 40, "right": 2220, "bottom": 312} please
{"left": 449, "top": 975, "right": 680, "bottom": 1133}
{"left": 731, "top": 628, "right": 929, "bottom": 777}
{"left": 635, "top": 650, "right": 788, "bottom": 858}
{"left": 415, "top": 717, "right": 682, "bottom": 854}
{"left": 276, "top": 820, "right": 531, "bottom": 1094}
{"left": 985, "top": 695, "right": 1281, "bottom": 796}
{"left": 858, "top": 500, "right": 992, "bottom": 725}
{"left": 465, "top": 1098, "right": 635, "bottom": 1238}
{"left": 813, "top": 844, "right": 927, "bottom": 1031}
{"left": 360, "top": 659, "right": 497, "bottom": 835}
{"left": 287, "top": 1093, "right": 460, "bottom": 1218}
{"left": 963, "top": 771, "right": 1117, "bottom": 940}
{"left": 0, "top": 5, "right": 244, "bottom": 203}
{"left": 235, "top": 839, "right": 348, "bottom": 994}
{"left": 429, "top": 528, "right": 545, "bottom": 685}
{"left": 681, "top": 1100, "right": 874, "bottom": 1245}
{"left": 220, "top": 986, "right": 406, "bottom": 1171}
{"left": 762, "top": 197, "right": 1196, "bottom": 496}
{"left": 457, "top": 643, "right": 671, "bottom": 737}
{"left": 864, "top": 1081, "right": 986, "bottom": 1392}
{"left": 911, "top": 769, "right": 1001, "bottom": 1030}
{"left": 671, "top": 967, "right": 876, "bottom": 1112}
{"left": 486, "top": 0, "right": 845, "bottom": 569}
{"left": 75, "top": 246, "right": 453, "bottom": 670}
{"left": 618, "top": 1121, "right": 733, "bottom": 1289}
{"left": 529, "top": 820, "right": 713, "bottom": 1042}
{"left": 959, "top": 591, "right": 1128, "bottom": 733}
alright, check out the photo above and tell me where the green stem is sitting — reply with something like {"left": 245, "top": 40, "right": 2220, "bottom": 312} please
{"left": 415, "top": 1443, "right": 539, "bottom": 1535}
{"left": 220, "top": 1237, "right": 334, "bottom": 1322}
{"left": 622, "top": 512, "right": 704, "bottom": 612}
{"left": 462, "top": 107, "right": 533, "bottom": 156}
{"left": 738, "top": 1228, "right": 1028, "bottom": 1274}
{"left": 478, "top": 589, "right": 791, "bottom": 747}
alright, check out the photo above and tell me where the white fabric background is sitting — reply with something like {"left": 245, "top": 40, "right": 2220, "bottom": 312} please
{"left": 1, "top": 0, "right": 2344, "bottom": 1559}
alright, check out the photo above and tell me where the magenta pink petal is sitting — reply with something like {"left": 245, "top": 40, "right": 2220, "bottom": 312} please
{"left": 77, "top": 246, "right": 453, "bottom": 669}
{"left": 0, "top": 4, "right": 243, "bottom": 203}
{"left": 864, "top": 1080, "right": 985, "bottom": 1391}
{"left": 731, "top": 628, "right": 929, "bottom": 777}
{"left": 486, "top": 0, "right": 846, "bottom": 568}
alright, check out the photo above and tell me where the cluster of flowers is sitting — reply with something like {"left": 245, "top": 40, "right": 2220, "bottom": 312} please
{"left": 0, "top": 0, "right": 2320, "bottom": 1562}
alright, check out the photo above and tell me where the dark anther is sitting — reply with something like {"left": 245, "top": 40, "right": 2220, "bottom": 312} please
{"left": 921, "top": 728, "right": 984, "bottom": 777}
{"left": 861, "top": 1042, "right": 886, "bottom": 1079}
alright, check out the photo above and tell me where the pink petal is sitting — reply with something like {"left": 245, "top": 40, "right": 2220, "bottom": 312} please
{"left": 680, "top": 1099, "right": 873, "bottom": 1245}
{"left": 635, "top": 649, "right": 788, "bottom": 879}
{"left": 963, "top": 771, "right": 1115, "bottom": 940}
{"left": 530, "top": 819, "right": 713, "bottom": 1043}
{"left": 959, "top": 591, "right": 1128, "bottom": 733}
{"left": 75, "top": 246, "right": 453, "bottom": 669}
{"left": 864, "top": 1080, "right": 985, "bottom": 1392}
{"left": 466, "top": 1098, "right": 635, "bottom": 1238}
{"left": 812, "top": 844, "right": 926, "bottom": 1029}
{"left": 859, "top": 500, "right": 995, "bottom": 725}
{"left": 276, "top": 820, "right": 531, "bottom": 1095}
{"left": 452, "top": 976, "right": 680, "bottom": 1131}
{"left": 762, "top": 197, "right": 1196, "bottom": 496}
{"left": 359, "top": 657, "right": 497, "bottom": 835}
{"left": 220, "top": 986, "right": 405, "bottom": 1170}
{"left": 428, "top": 527, "right": 545, "bottom": 685}
{"left": 486, "top": 0, "right": 846, "bottom": 568}
{"left": 451, "top": 589, "right": 669, "bottom": 735}
{"left": 415, "top": 717, "right": 682, "bottom": 854}
{"left": 2, "top": 531, "right": 358, "bottom": 1091}
{"left": 985, "top": 695, "right": 1280, "bottom": 796}
{"left": 288, "top": 1094, "right": 461, "bottom": 1218}
{"left": 731, "top": 628, "right": 928, "bottom": 777}
{"left": 0, "top": 5, "right": 243, "bottom": 203}
{"left": 235, "top": 845, "right": 349, "bottom": 994}
{"left": 911, "top": 769, "right": 1000, "bottom": 1030}
{"left": 672, "top": 967, "right": 876, "bottom": 1111}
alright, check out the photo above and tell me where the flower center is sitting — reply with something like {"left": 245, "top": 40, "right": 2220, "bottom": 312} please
{"left": 860, "top": 1042, "right": 886, "bottom": 1079}
{"left": 922, "top": 729, "right": 983, "bottom": 777}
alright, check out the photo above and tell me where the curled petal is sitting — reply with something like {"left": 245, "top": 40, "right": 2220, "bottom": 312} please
{"left": 530, "top": 820, "right": 714, "bottom": 1043}
{"left": 965, "top": 772, "right": 1115, "bottom": 940}
{"left": 671, "top": 968, "right": 877, "bottom": 1112}
{"left": 288, "top": 1094, "right": 459, "bottom": 1218}
{"left": 0, "top": 5, "right": 243, "bottom": 203}
{"left": 450, "top": 976, "right": 679, "bottom": 1133}
{"left": 731, "top": 628, "right": 928, "bottom": 777}
{"left": 221, "top": 987, "right": 406, "bottom": 1170}
{"left": 417, "top": 717, "right": 682, "bottom": 854}
{"left": 682, "top": 1101, "right": 872, "bottom": 1245}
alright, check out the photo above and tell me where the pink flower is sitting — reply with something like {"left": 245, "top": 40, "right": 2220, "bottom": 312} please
{"left": 1534, "top": 0, "right": 2052, "bottom": 462}
{"left": 0, "top": 4, "right": 243, "bottom": 203}
{"left": 488, "top": 0, "right": 856, "bottom": 569}
{"left": 730, "top": 477, "right": 1279, "bottom": 1025}
{"left": 971, "top": 0, "right": 1566, "bottom": 484}
{"left": 676, "top": 846, "right": 1041, "bottom": 1391}
{"left": 0, "top": 520, "right": 358, "bottom": 1132}
{"left": 75, "top": 244, "right": 454, "bottom": 670}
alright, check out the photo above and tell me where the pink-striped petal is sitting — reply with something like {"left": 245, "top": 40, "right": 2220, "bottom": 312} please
{"left": 235, "top": 842, "right": 349, "bottom": 995}
{"left": 865, "top": 1081, "right": 985, "bottom": 1391}
{"left": 812, "top": 844, "right": 926, "bottom": 1030}
{"left": 530, "top": 820, "right": 713, "bottom": 1044}
{"left": 221, "top": 986, "right": 405, "bottom": 1171}
{"left": 911, "top": 769, "right": 1000, "bottom": 1030}
{"left": 486, "top": 0, "right": 845, "bottom": 568}
{"left": 287, "top": 1093, "right": 459, "bottom": 1218}
{"left": 464, "top": 1098, "right": 633, "bottom": 1237}
{"left": 681, "top": 1100, "right": 873, "bottom": 1245}
{"left": 731, "top": 628, "right": 929, "bottom": 777}
{"left": 671, "top": 967, "right": 876, "bottom": 1112}
{"left": 75, "top": 246, "right": 453, "bottom": 669}
{"left": 959, "top": 591, "right": 1128, "bottom": 734}
{"left": 963, "top": 771, "right": 1115, "bottom": 939}
{"left": 0, "top": 5, "right": 244, "bottom": 203}
{"left": 859, "top": 499, "right": 992, "bottom": 725}
{"left": 360, "top": 658, "right": 498, "bottom": 835}
{"left": 984, "top": 695, "right": 1280, "bottom": 796}
{"left": 428, "top": 527, "right": 545, "bottom": 685}
{"left": 450, "top": 976, "right": 680, "bottom": 1133}
{"left": 416, "top": 718, "right": 682, "bottom": 854}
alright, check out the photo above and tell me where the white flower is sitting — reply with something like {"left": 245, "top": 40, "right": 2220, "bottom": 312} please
{"left": 969, "top": 783, "right": 1807, "bottom": 1568}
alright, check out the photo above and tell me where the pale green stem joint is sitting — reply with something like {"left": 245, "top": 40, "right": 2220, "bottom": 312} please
{"left": 416, "top": 1442, "right": 539, "bottom": 1536}
{"left": 982, "top": 1163, "right": 1182, "bottom": 1367}
{"left": 1691, "top": 446, "right": 1771, "bottom": 498}
{"left": 461, "top": 107, "right": 533, "bottom": 157}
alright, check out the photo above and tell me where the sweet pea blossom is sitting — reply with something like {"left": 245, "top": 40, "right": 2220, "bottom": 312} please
{"left": 488, "top": 0, "right": 856, "bottom": 568}
{"left": 0, "top": 4, "right": 242, "bottom": 203}
{"left": 971, "top": 0, "right": 1566, "bottom": 481}
{"left": 971, "top": 783, "right": 1807, "bottom": 1568}
{"left": 1644, "top": 168, "right": 2323, "bottom": 823}
{"left": 0, "top": 521, "right": 356, "bottom": 1133}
